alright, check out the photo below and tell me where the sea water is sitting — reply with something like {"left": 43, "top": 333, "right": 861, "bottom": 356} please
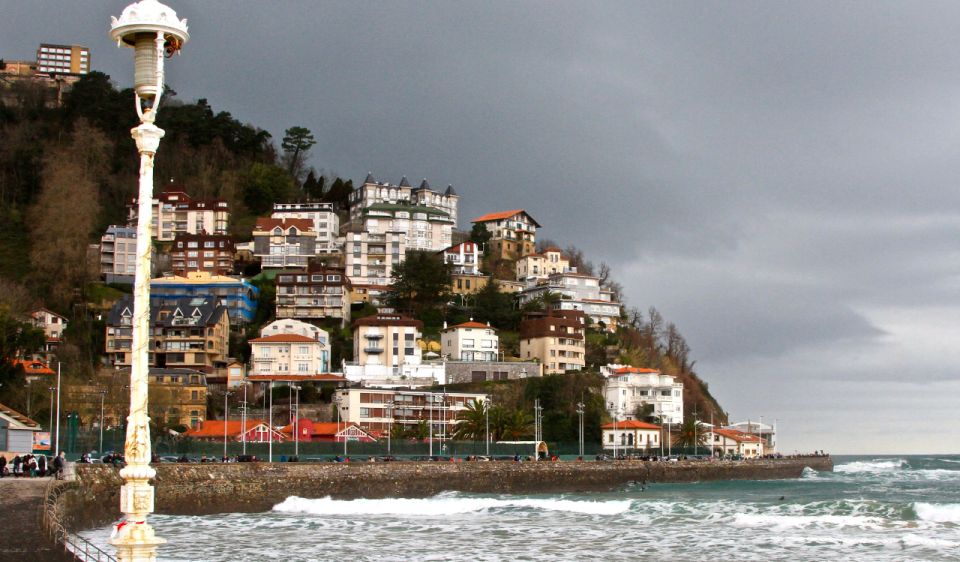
{"left": 79, "top": 455, "right": 960, "bottom": 561}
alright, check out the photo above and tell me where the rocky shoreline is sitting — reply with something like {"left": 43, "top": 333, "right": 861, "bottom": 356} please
{"left": 62, "top": 456, "right": 832, "bottom": 531}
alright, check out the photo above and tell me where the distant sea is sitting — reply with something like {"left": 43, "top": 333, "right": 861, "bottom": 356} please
{"left": 80, "top": 455, "right": 960, "bottom": 561}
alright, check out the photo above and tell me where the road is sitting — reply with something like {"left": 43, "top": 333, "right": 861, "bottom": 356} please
{"left": 0, "top": 477, "right": 74, "bottom": 561}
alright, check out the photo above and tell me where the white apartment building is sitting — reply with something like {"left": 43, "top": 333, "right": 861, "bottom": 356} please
{"left": 602, "top": 365, "right": 684, "bottom": 425}
{"left": 441, "top": 321, "right": 499, "bottom": 361}
{"left": 99, "top": 225, "right": 139, "bottom": 284}
{"left": 128, "top": 187, "right": 230, "bottom": 243}
{"left": 440, "top": 241, "right": 483, "bottom": 275}
{"left": 344, "top": 313, "right": 445, "bottom": 386}
{"left": 343, "top": 230, "right": 405, "bottom": 287}
{"left": 249, "top": 319, "right": 331, "bottom": 376}
{"left": 349, "top": 174, "right": 459, "bottom": 226}
{"left": 516, "top": 247, "right": 569, "bottom": 282}
{"left": 334, "top": 388, "right": 488, "bottom": 439}
{"left": 601, "top": 420, "right": 662, "bottom": 452}
{"left": 271, "top": 202, "right": 341, "bottom": 254}
{"left": 519, "top": 272, "right": 622, "bottom": 331}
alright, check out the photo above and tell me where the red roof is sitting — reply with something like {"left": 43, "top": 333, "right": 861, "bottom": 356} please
{"left": 185, "top": 420, "right": 264, "bottom": 438}
{"left": 612, "top": 367, "right": 660, "bottom": 375}
{"left": 601, "top": 420, "right": 661, "bottom": 430}
{"left": 249, "top": 334, "right": 319, "bottom": 343}
{"left": 254, "top": 217, "right": 315, "bottom": 232}
{"left": 446, "top": 321, "right": 494, "bottom": 330}
{"left": 712, "top": 428, "right": 761, "bottom": 443}
{"left": 471, "top": 209, "right": 541, "bottom": 227}
{"left": 11, "top": 359, "right": 55, "bottom": 376}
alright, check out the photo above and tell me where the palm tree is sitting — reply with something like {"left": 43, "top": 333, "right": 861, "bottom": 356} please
{"left": 501, "top": 409, "right": 534, "bottom": 440}
{"left": 452, "top": 399, "right": 487, "bottom": 440}
{"left": 673, "top": 416, "right": 707, "bottom": 450}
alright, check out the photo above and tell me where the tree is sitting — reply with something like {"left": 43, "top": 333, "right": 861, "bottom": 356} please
{"left": 302, "top": 170, "right": 325, "bottom": 200}
{"left": 240, "top": 162, "right": 296, "bottom": 215}
{"left": 322, "top": 177, "right": 353, "bottom": 210}
{"left": 281, "top": 126, "right": 316, "bottom": 180}
{"left": 673, "top": 416, "right": 707, "bottom": 450}
{"left": 452, "top": 399, "right": 487, "bottom": 440}
{"left": 385, "top": 251, "right": 452, "bottom": 321}
{"left": 28, "top": 120, "right": 106, "bottom": 308}
{"left": 469, "top": 223, "right": 492, "bottom": 258}
{"left": 469, "top": 280, "right": 520, "bottom": 331}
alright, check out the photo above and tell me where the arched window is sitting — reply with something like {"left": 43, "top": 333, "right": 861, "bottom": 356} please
{"left": 273, "top": 227, "right": 282, "bottom": 235}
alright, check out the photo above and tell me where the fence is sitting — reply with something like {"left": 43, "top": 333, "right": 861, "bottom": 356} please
{"left": 41, "top": 480, "right": 117, "bottom": 562}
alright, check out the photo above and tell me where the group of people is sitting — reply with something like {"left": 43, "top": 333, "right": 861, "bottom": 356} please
{"left": 0, "top": 451, "right": 65, "bottom": 478}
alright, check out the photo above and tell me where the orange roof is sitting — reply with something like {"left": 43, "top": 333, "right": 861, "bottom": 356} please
{"left": 446, "top": 321, "right": 495, "bottom": 330}
{"left": 712, "top": 428, "right": 761, "bottom": 443}
{"left": 249, "top": 334, "right": 319, "bottom": 343}
{"left": 612, "top": 367, "right": 660, "bottom": 375}
{"left": 185, "top": 419, "right": 264, "bottom": 438}
{"left": 543, "top": 246, "right": 563, "bottom": 253}
{"left": 601, "top": 420, "right": 661, "bottom": 430}
{"left": 471, "top": 209, "right": 526, "bottom": 223}
{"left": 11, "top": 359, "right": 55, "bottom": 376}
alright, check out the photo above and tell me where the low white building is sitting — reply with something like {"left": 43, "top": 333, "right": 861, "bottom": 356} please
{"left": 249, "top": 319, "right": 331, "bottom": 376}
{"left": 334, "top": 387, "right": 488, "bottom": 440}
{"left": 440, "top": 241, "right": 483, "bottom": 275}
{"left": 0, "top": 403, "right": 41, "bottom": 455}
{"left": 441, "top": 321, "right": 498, "bottom": 361}
{"left": 601, "top": 420, "right": 662, "bottom": 452}
{"left": 703, "top": 427, "right": 764, "bottom": 458}
{"left": 602, "top": 365, "right": 684, "bottom": 424}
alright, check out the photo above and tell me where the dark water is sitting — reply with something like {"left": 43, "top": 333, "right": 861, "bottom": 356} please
{"left": 81, "top": 455, "right": 960, "bottom": 561}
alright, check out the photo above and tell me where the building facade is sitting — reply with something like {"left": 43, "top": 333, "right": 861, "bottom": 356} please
{"left": 519, "top": 309, "right": 586, "bottom": 374}
{"left": 271, "top": 202, "right": 341, "bottom": 255}
{"left": 441, "top": 321, "right": 499, "bottom": 361}
{"left": 150, "top": 271, "right": 259, "bottom": 326}
{"left": 105, "top": 296, "right": 230, "bottom": 374}
{"left": 29, "top": 308, "right": 68, "bottom": 357}
{"left": 252, "top": 217, "right": 317, "bottom": 269}
{"left": 518, "top": 272, "right": 622, "bottom": 331}
{"left": 275, "top": 265, "right": 351, "bottom": 325}
{"left": 440, "top": 241, "right": 482, "bottom": 275}
{"left": 516, "top": 247, "right": 569, "bottom": 282}
{"left": 334, "top": 387, "right": 488, "bottom": 439}
{"left": 36, "top": 44, "right": 89, "bottom": 75}
{"left": 444, "top": 361, "right": 543, "bottom": 384}
{"left": 170, "top": 233, "right": 235, "bottom": 277}
{"left": 249, "top": 319, "right": 331, "bottom": 376}
{"left": 99, "top": 225, "right": 144, "bottom": 284}
{"left": 471, "top": 209, "right": 540, "bottom": 261}
{"left": 127, "top": 186, "right": 230, "bottom": 243}
{"left": 345, "top": 314, "right": 446, "bottom": 386}
{"left": 601, "top": 420, "right": 662, "bottom": 452}
{"left": 601, "top": 365, "right": 684, "bottom": 425}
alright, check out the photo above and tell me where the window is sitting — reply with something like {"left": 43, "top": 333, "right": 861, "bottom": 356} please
{"left": 463, "top": 339, "right": 475, "bottom": 347}
{"left": 298, "top": 346, "right": 309, "bottom": 355}
{"left": 298, "top": 363, "right": 310, "bottom": 372}
{"left": 204, "top": 241, "right": 215, "bottom": 248}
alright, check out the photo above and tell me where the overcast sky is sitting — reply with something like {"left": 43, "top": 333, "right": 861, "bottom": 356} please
{"left": 4, "top": 1, "right": 959, "bottom": 454}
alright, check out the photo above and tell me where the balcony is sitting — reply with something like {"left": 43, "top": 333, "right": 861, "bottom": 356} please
{"left": 364, "top": 347, "right": 384, "bottom": 354}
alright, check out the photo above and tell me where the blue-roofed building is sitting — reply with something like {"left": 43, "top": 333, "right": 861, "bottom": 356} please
{"left": 150, "top": 271, "right": 259, "bottom": 326}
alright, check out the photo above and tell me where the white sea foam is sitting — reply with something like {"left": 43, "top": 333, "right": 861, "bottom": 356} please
{"left": 914, "top": 502, "right": 960, "bottom": 523}
{"left": 834, "top": 458, "right": 907, "bottom": 474}
{"left": 272, "top": 495, "right": 633, "bottom": 517}
{"left": 899, "top": 534, "right": 959, "bottom": 548}
{"left": 732, "top": 512, "right": 886, "bottom": 531}
{"left": 800, "top": 466, "right": 820, "bottom": 479}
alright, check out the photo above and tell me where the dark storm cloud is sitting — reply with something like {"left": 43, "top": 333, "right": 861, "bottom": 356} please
{"left": 5, "top": 1, "right": 959, "bottom": 451}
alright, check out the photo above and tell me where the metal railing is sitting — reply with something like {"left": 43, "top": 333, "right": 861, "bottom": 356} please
{"left": 42, "top": 480, "right": 118, "bottom": 562}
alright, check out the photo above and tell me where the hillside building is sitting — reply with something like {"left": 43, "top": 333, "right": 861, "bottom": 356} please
{"left": 471, "top": 209, "right": 540, "bottom": 261}
{"left": 170, "top": 233, "right": 235, "bottom": 277}
{"left": 150, "top": 272, "right": 258, "bottom": 326}
{"left": 252, "top": 217, "right": 317, "bottom": 269}
{"left": 127, "top": 186, "right": 230, "bottom": 243}
{"left": 275, "top": 265, "right": 351, "bottom": 325}
{"left": 271, "top": 202, "right": 341, "bottom": 255}
{"left": 519, "top": 309, "right": 586, "bottom": 374}
{"left": 601, "top": 365, "right": 684, "bottom": 425}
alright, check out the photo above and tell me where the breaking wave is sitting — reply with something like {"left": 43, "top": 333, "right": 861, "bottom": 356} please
{"left": 914, "top": 502, "right": 960, "bottom": 523}
{"left": 834, "top": 459, "right": 908, "bottom": 474}
{"left": 273, "top": 494, "right": 633, "bottom": 516}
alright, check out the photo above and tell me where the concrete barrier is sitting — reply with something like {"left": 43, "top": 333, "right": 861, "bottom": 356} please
{"left": 66, "top": 456, "right": 832, "bottom": 529}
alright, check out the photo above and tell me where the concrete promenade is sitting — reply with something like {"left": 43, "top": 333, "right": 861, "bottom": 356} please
{"left": 0, "top": 478, "right": 74, "bottom": 561}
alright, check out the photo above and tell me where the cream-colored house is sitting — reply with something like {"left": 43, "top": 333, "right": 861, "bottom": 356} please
{"left": 601, "top": 420, "right": 661, "bottom": 452}
{"left": 519, "top": 310, "right": 586, "bottom": 374}
{"left": 471, "top": 209, "right": 540, "bottom": 261}
{"left": 441, "top": 321, "right": 499, "bottom": 361}
{"left": 704, "top": 428, "right": 764, "bottom": 458}
{"left": 516, "top": 247, "right": 569, "bottom": 282}
{"left": 249, "top": 319, "right": 331, "bottom": 376}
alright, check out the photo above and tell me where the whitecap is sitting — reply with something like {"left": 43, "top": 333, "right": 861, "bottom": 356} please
{"left": 834, "top": 459, "right": 907, "bottom": 474}
{"left": 272, "top": 495, "right": 633, "bottom": 517}
{"left": 914, "top": 502, "right": 960, "bottom": 523}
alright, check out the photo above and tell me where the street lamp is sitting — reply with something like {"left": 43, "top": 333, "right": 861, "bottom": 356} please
{"left": 223, "top": 391, "right": 233, "bottom": 461}
{"left": 291, "top": 385, "right": 301, "bottom": 458}
{"left": 98, "top": 388, "right": 107, "bottom": 455}
{"left": 384, "top": 401, "right": 394, "bottom": 456}
{"left": 268, "top": 381, "right": 274, "bottom": 462}
{"left": 109, "top": 1, "right": 188, "bottom": 558}
{"left": 485, "top": 397, "right": 493, "bottom": 457}
{"left": 239, "top": 381, "right": 250, "bottom": 455}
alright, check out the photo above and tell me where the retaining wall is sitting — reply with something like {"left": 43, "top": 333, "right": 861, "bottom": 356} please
{"left": 67, "top": 456, "right": 832, "bottom": 529}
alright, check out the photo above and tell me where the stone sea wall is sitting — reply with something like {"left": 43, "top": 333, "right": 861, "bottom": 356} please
{"left": 67, "top": 456, "right": 832, "bottom": 529}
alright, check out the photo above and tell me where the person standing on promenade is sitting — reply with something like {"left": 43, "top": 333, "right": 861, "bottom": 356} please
{"left": 0, "top": 455, "right": 6, "bottom": 477}
{"left": 52, "top": 451, "right": 65, "bottom": 480}
{"left": 37, "top": 454, "right": 46, "bottom": 477}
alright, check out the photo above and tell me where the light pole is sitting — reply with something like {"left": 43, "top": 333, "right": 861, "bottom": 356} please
{"left": 384, "top": 401, "right": 394, "bottom": 455}
{"left": 55, "top": 362, "right": 61, "bottom": 457}
{"left": 240, "top": 381, "right": 249, "bottom": 455}
{"left": 98, "top": 388, "right": 107, "bottom": 455}
{"left": 48, "top": 387, "right": 55, "bottom": 437}
{"left": 428, "top": 392, "right": 433, "bottom": 457}
{"left": 485, "top": 398, "right": 493, "bottom": 457}
{"left": 223, "top": 391, "right": 232, "bottom": 460}
{"left": 109, "top": 1, "right": 189, "bottom": 558}
{"left": 291, "top": 385, "right": 301, "bottom": 458}
{"left": 268, "top": 381, "right": 274, "bottom": 462}
{"left": 575, "top": 402, "right": 584, "bottom": 458}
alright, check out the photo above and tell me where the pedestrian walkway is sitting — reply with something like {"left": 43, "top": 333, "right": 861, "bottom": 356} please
{"left": 0, "top": 478, "right": 75, "bottom": 561}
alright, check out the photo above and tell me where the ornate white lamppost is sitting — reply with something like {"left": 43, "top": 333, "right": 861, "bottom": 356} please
{"left": 108, "top": 2, "right": 188, "bottom": 560}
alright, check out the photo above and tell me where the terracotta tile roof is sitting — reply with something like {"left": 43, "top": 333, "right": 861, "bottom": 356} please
{"left": 11, "top": 359, "right": 55, "bottom": 376}
{"left": 471, "top": 210, "right": 526, "bottom": 223}
{"left": 543, "top": 246, "right": 563, "bottom": 253}
{"left": 712, "top": 428, "right": 762, "bottom": 443}
{"left": 249, "top": 334, "right": 320, "bottom": 343}
{"left": 254, "top": 217, "right": 315, "bottom": 232}
{"left": 445, "top": 321, "right": 494, "bottom": 330}
{"left": 601, "top": 420, "right": 661, "bottom": 430}
{"left": 184, "top": 420, "right": 264, "bottom": 438}
{"left": 612, "top": 367, "right": 660, "bottom": 376}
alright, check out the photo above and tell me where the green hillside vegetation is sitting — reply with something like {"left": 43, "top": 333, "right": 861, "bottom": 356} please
{"left": 0, "top": 73, "right": 727, "bottom": 438}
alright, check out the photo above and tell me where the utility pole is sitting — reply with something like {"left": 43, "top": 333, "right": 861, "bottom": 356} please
{"left": 576, "top": 401, "right": 585, "bottom": 458}
{"left": 223, "top": 390, "right": 232, "bottom": 460}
